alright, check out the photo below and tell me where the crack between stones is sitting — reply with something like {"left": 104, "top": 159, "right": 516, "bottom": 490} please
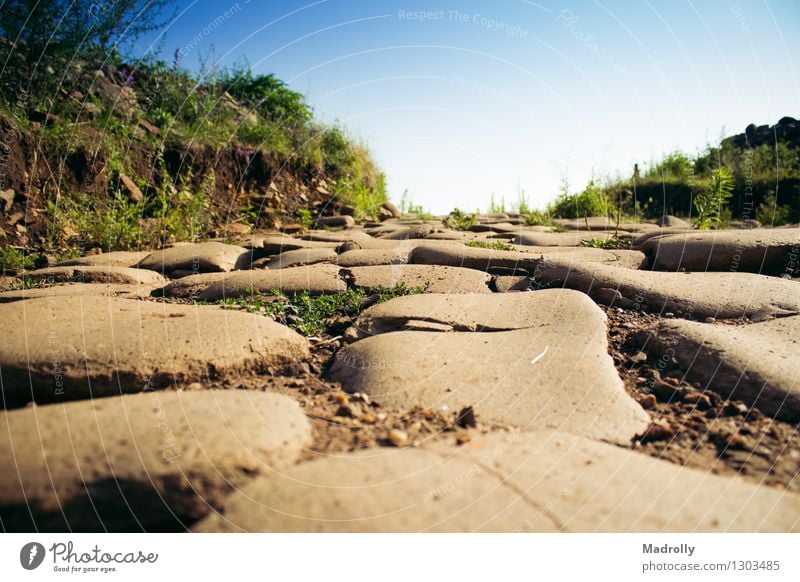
{"left": 427, "top": 449, "right": 569, "bottom": 532}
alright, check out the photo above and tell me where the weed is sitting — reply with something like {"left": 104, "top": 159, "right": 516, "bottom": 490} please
{"left": 216, "top": 282, "right": 429, "bottom": 336}
{"left": 693, "top": 168, "right": 734, "bottom": 229}
{"left": 296, "top": 208, "right": 313, "bottom": 231}
{"left": 0, "top": 246, "right": 37, "bottom": 274}
{"left": 443, "top": 208, "right": 477, "bottom": 231}
{"left": 524, "top": 209, "right": 553, "bottom": 226}
{"left": 466, "top": 241, "right": 515, "bottom": 252}
{"left": 513, "top": 188, "right": 531, "bottom": 215}
{"left": 579, "top": 237, "right": 628, "bottom": 249}
{"left": 549, "top": 176, "right": 610, "bottom": 219}
{"left": 488, "top": 193, "right": 505, "bottom": 214}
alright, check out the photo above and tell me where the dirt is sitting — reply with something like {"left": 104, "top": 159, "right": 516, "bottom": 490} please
{"left": 199, "top": 300, "right": 797, "bottom": 492}
{"left": 603, "top": 305, "right": 800, "bottom": 492}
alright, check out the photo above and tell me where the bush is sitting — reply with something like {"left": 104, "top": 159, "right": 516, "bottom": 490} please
{"left": 755, "top": 192, "right": 792, "bottom": 226}
{"left": 0, "top": 246, "right": 36, "bottom": 274}
{"left": 549, "top": 178, "right": 610, "bottom": 219}
{"left": 443, "top": 208, "right": 477, "bottom": 230}
{"left": 693, "top": 168, "right": 734, "bottom": 229}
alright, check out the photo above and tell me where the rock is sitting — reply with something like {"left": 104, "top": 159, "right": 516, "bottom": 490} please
{"left": 0, "top": 188, "right": 15, "bottom": 212}
{"left": 119, "top": 173, "right": 143, "bottom": 202}
{"left": 638, "top": 228, "right": 800, "bottom": 275}
{"left": 331, "top": 291, "right": 649, "bottom": 443}
{"left": 376, "top": 225, "right": 436, "bottom": 240}
{"left": 256, "top": 248, "right": 338, "bottom": 270}
{"left": 0, "top": 391, "right": 311, "bottom": 531}
{"left": 638, "top": 394, "right": 657, "bottom": 409}
{"left": 388, "top": 428, "right": 409, "bottom": 447}
{"left": 651, "top": 381, "right": 681, "bottom": 402}
{"left": 380, "top": 201, "right": 402, "bottom": 219}
{"left": 197, "top": 264, "right": 346, "bottom": 301}
{"left": 533, "top": 258, "right": 800, "bottom": 319}
{"left": 0, "top": 276, "right": 19, "bottom": 291}
{"left": 138, "top": 242, "right": 250, "bottom": 274}
{"left": 344, "top": 265, "right": 492, "bottom": 294}
{"left": 682, "top": 392, "right": 712, "bottom": 410}
{"left": 644, "top": 316, "right": 800, "bottom": 422}
{"left": 336, "top": 248, "right": 412, "bottom": 267}
{"left": 492, "top": 275, "right": 531, "bottom": 292}
{"left": 223, "top": 222, "right": 252, "bottom": 236}
{"left": 468, "top": 222, "right": 520, "bottom": 234}
{"left": 638, "top": 420, "right": 675, "bottom": 443}
{"left": 0, "top": 282, "right": 158, "bottom": 303}
{"left": 153, "top": 272, "right": 229, "bottom": 299}
{"left": 260, "top": 236, "right": 339, "bottom": 255}
{"left": 512, "top": 231, "right": 624, "bottom": 247}
{"left": 0, "top": 296, "right": 309, "bottom": 404}
{"left": 193, "top": 431, "right": 798, "bottom": 532}
{"left": 655, "top": 215, "right": 690, "bottom": 228}
{"left": 553, "top": 217, "right": 613, "bottom": 231}
{"left": 298, "top": 230, "right": 375, "bottom": 244}
{"left": 139, "top": 118, "right": 160, "bottom": 135}
{"left": 24, "top": 266, "right": 167, "bottom": 286}
{"left": 53, "top": 250, "right": 150, "bottom": 268}
{"left": 316, "top": 215, "right": 355, "bottom": 229}
{"left": 409, "top": 243, "right": 647, "bottom": 273}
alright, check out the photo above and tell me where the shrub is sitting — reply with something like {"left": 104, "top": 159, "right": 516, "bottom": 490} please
{"left": 443, "top": 208, "right": 477, "bottom": 230}
{"left": 755, "top": 192, "right": 792, "bottom": 226}
{"left": 0, "top": 246, "right": 36, "bottom": 274}
{"left": 549, "top": 178, "right": 610, "bottom": 219}
{"left": 693, "top": 168, "right": 734, "bottom": 229}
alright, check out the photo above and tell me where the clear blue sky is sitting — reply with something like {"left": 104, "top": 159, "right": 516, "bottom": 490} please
{"left": 134, "top": 0, "right": 800, "bottom": 214}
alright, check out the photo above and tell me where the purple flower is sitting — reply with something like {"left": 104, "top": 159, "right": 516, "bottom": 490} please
{"left": 233, "top": 116, "right": 242, "bottom": 123}
{"left": 236, "top": 149, "right": 256, "bottom": 157}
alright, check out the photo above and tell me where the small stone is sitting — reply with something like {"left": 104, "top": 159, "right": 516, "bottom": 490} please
{"left": 119, "top": 173, "right": 143, "bottom": 202}
{"left": 723, "top": 401, "right": 748, "bottom": 416}
{"left": 637, "top": 394, "right": 657, "bottom": 409}
{"left": 388, "top": 429, "right": 409, "bottom": 447}
{"left": 705, "top": 317, "right": 716, "bottom": 323}
{"left": 630, "top": 352, "right": 647, "bottom": 363}
{"left": 664, "top": 312, "right": 675, "bottom": 318}
{"left": 651, "top": 382, "right": 681, "bottom": 402}
{"left": 456, "top": 406, "right": 477, "bottom": 428}
{"left": 638, "top": 420, "right": 674, "bottom": 443}
{"left": 682, "top": 392, "right": 712, "bottom": 410}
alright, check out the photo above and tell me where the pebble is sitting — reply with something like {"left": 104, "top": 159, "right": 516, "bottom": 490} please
{"left": 704, "top": 317, "right": 716, "bottom": 323}
{"left": 682, "top": 392, "right": 712, "bottom": 410}
{"left": 638, "top": 420, "right": 674, "bottom": 443}
{"left": 388, "top": 429, "right": 409, "bottom": 447}
{"left": 723, "top": 401, "right": 749, "bottom": 416}
{"left": 651, "top": 382, "right": 681, "bottom": 402}
{"left": 630, "top": 351, "right": 648, "bottom": 363}
{"left": 637, "top": 394, "right": 657, "bottom": 409}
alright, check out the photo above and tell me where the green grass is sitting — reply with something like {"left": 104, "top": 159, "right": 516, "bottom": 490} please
{"left": 0, "top": 247, "right": 38, "bottom": 275}
{"left": 524, "top": 209, "right": 553, "bottom": 226}
{"left": 217, "top": 282, "right": 429, "bottom": 336}
{"left": 466, "top": 241, "right": 515, "bottom": 252}
{"left": 579, "top": 237, "right": 628, "bottom": 249}
{"left": 443, "top": 208, "right": 477, "bottom": 231}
